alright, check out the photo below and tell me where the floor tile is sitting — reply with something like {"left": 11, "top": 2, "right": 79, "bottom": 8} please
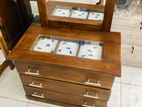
{"left": 0, "top": 50, "right": 5, "bottom": 62}
{"left": 0, "top": 97, "right": 28, "bottom": 107}
{"left": 0, "top": 67, "right": 29, "bottom": 102}
{"left": 29, "top": 100, "right": 60, "bottom": 107}
{"left": 122, "top": 84, "right": 142, "bottom": 107}
{"left": 108, "top": 82, "right": 121, "bottom": 107}
{"left": 122, "top": 66, "right": 142, "bottom": 86}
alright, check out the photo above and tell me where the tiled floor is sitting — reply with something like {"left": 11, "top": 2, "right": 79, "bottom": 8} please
{"left": 0, "top": 50, "right": 142, "bottom": 107}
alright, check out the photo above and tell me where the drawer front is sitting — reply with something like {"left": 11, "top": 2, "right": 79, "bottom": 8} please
{"left": 15, "top": 61, "right": 115, "bottom": 89}
{"left": 24, "top": 86, "right": 107, "bottom": 107}
{"left": 122, "top": 44, "right": 142, "bottom": 67}
{"left": 122, "top": 35, "right": 142, "bottom": 46}
{"left": 122, "top": 44, "right": 142, "bottom": 59}
{"left": 21, "top": 75, "right": 111, "bottom": 101}
{"left": 122, "top": 57, "right": 142, "bottom": 67}
{"left": 131, "top": 19, "right": 142, "bottom": 33}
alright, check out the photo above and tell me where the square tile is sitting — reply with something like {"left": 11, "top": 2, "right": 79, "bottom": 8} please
{"left": 29, "top": 100, "right": 61, "bottom": 107}
{"left": 30, "top": 1, "right": 39, "bottom": 17}
{"left": 56, "top": 41, "right": 79, "bottom": 56}
{"left": 108, "top": 82, "right": 121, "bottom": 107}
{"left": 71, "top": 10, "right": 88, "bottom": 19}
{"left": 78, "top": 41, "right": 102, "bottom": 60}
{"left": 122, "top": 84, "right": 142, "bottom": 107}
{"left": 0, "top": 67, "right": 29, "bottom": 102}
{"left": 88, "top": 12, "right": 104, "bottom": 21}
{"left": 0, "top": 97, "right": 28, "bottom": 107}
{"left": 34, "top": 37, "right": 58, "bottom": 53}
{"left": 122, "top": 66, "right": 142, "bottom": 86}
{"left": 53, "top": 8, "right": 71, "bottom": 17}
{"left": 0, "top": 50, "right": 6, "bottom": 62}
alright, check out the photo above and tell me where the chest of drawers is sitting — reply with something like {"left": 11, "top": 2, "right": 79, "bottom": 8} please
{"left": 111, "top": 11, "right": 142, "bottom": 67}
{"left": 8, "top": 24, "right": 121, "bottom": 107}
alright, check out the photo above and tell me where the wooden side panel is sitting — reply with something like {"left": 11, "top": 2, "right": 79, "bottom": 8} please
{"left": 37, "top": 0, "right": 47, "bottom": 26}
{"left": 103, "top": 0, "right": 116, "bottom": 31}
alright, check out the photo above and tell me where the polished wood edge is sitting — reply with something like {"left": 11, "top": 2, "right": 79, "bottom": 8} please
{"left": 8, "top": 24, "right": 121, "bottom": 76}
{"left": 8, "top": 50, "right": 121, "bottom": 76}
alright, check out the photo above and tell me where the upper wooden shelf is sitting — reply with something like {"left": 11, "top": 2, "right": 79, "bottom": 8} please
{"left": 37, "top": 0, "right": 116, "bottom": 31}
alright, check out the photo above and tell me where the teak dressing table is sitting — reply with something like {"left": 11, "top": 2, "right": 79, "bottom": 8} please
{"left": 8, "top": 0, "right": 121, "bottom": 107}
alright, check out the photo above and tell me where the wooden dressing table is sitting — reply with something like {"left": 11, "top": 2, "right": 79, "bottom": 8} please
{"left": 8, "top": 0, "right": 121, "bottom": 107}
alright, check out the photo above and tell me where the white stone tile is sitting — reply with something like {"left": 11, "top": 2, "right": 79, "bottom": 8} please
{"left": 30, "top": 1, "right": 39, "bottom": 17}
{"left": 122, "top": 84, "right": 142, "bottom": 107}
{"left": 122, "top": 65, "right": 142, "bottom": 86}
{"left": 108, "top": 82, "right": 121, "bottom": 107}
{"left": 0, "top": 50, "right": 6, "bottom": 62}
{"left": 0, "top": 67, "right": 29, "bottom": 102}
{"left": 0, "top": 97, "right": 28, "bottom": 107}
{"left": 29, "top": 100, "right": 61, "bottom": 107}
{"left": 114, "top": 76, "right": 121, "bottom": 83}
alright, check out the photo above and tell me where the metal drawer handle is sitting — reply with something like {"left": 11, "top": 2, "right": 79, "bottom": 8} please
{"left": 84, "top": 79, "right": 101, "bottom": 87}
{"left": 32, "top": 92, "right": 45, "bottom": 99}
{"left": 84, "top": 92, "right": 99, "bottom": 99}
{"left": 82, "top": 102, "right": 95, "bottom": 107}
{"left": 29, "top": 81, "right": 43, "bottom": 88}
{"left": 25, "top": 68, "right": 39, "bottom": 76}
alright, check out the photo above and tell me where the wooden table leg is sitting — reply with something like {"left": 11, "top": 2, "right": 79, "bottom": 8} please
{"left": 0, "top": 60, "right": 9, "bottom": 75}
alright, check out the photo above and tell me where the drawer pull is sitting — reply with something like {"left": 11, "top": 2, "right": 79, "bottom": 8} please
{"left": 84, "top": 92, "right": 99, "bottom": 99}
{"left": 82, "top": 102, "right": 95, "bottom": 107}
{"left": 84, "top": 79, "right": 101, "bottom": 87}
{"left": 25, "top": 69, "right": 39, "bottom": 76}
{"left": 32, "top": 92, "right": 45, "bottom": 99}
{"left": 29, "top": 81, "right": 43, "bottom": 88}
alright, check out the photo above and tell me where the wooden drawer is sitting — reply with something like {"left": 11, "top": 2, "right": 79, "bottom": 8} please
{"left": 122, "top": 44, "right": 142, "bottom": 59}
{"left": 24, "top": 86, "right": 107, "bottom": 107}
{"left": 122, "top": 57, "right": 142, "bottom": 67}
{"left": 15, "top": 61, "right": 115, "bottom": 89}
{"left": 131, "top": 18, "right": 142, "bottom": 33}
{"left": 122, "top": 35, "right": 142, "bottom": 46}
{"left": 122, "top": 44, "right": 142, "bottom": 67}
{"left": 21, "top": 75, "right": 111, "bottom": 101}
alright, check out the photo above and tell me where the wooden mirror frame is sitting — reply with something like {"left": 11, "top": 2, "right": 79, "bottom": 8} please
{"left": 37, "top": 0, "right": 116, "bottom": 31}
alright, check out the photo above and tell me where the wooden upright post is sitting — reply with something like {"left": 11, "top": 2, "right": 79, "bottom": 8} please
{"left": 102, "top": 0, "right": 116, "bottom": 31}
{"left": 37, "top": 0, "right": 48, "bottom": 26}
{"left": 0, "top": 32, "right": 15, "bottom": 75}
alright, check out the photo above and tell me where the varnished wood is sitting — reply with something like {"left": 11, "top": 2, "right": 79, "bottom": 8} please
{"left": 21, "top": 75, "right": 111, "bottom": 101}
{"left": 0, "top": 32, "right": 9, "bottom": 58}
{"left": 16, "top": 61, "right": 115, "bottom": 89}
{"left": 103, "top": 0, "right": 116, "bottom": 31}
{"left": 9, "top": 24, "right": 121, "bottom": 76}
{"left": 0, "top": 60, "right": 9, "bottom": 75}
{"left": 8, "top": 23, "right": 121, "bottom": 106}
{"left": 37, "top": 0, "right": 48, "bottom": 26}
{"left": 0, "top": 32, "right": 15, "bottom": 71}
{"left": 0, "top": 0, "right": 32, "bottom": 49}
{"left": 24, "top": 86, "right": 107, "bottom": 107}
{"left": 37, "top": 0, "right": 116, "bottom": 31}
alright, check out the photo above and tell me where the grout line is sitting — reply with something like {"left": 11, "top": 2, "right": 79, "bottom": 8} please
{"left": 26, "top": 101, "right": 30, "bottom": 107}
{"left": 114, "top": 80, "right": 142, "bottom": 88}
{"left": 0, "top": 96, "right": 30, "bottom": 104}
